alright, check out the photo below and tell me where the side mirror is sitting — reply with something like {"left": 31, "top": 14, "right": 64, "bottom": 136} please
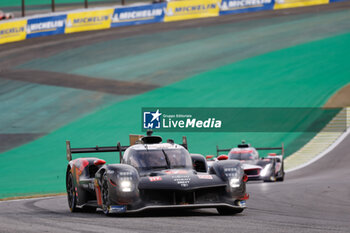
{"left": 217, "top": 155, "right": 228, "bottom": 160}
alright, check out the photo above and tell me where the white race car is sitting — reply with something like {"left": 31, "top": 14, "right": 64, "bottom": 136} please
{"left": 207, "top": 141, "right": 285, "bottom": 182}
{"left": 0, "top": 10, "right": 14, "bottom": 20}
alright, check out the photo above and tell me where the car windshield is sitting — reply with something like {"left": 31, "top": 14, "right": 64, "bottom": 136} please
{"left": 229, "top": 150, "right": 255, "bottom": 160}
{"left": 129, "top": 148, "right": 192, "bottom": 172}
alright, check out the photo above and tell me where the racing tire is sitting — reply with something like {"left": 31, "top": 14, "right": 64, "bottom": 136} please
{"left": 66, "top": 172, "right": 77, "bottom": 212}
{"left": 263, "top": 174, "right": 276, "bottom": 182}
{"left": 276, "top": 162, "right": 285, "bottom": 182}
{"left": 263, "top": 164, "right": 276, "bottom": 182}
{"left": 217, "top": 207, "right": 244, "bottom": 215}
{"left": 101, "top": 173, "right": 111, "bottom": 216}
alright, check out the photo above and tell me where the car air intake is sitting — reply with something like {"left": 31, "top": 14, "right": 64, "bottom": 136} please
{"left": 245, "top": 169, "right": 260, "bottom": 176}
{"left": 140, "top": 187, "right": 225, "bottom": 205}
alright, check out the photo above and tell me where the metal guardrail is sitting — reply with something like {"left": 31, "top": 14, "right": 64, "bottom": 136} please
{"left": 0, "top": 0, "right": 156, "bottom": 19}
{"left": 20, "top": 1, "right": 115, "bottom": 17}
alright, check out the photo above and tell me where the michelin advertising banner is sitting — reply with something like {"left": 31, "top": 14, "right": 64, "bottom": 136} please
{"left": 0, "top": 20, "right": 27, "bottom": 44}
{"left": 274, "top": 0, "right": 328, "bottom": 9}
{"left": 220, "top": 0, "right": 274, "bottom": 15}
{"left": 26, "top": 15, "right": 66, "bottom": 39}
{"left": 111, "top": 3, "right": 166, "bottom": 27}
{"left": 164, "top": 0, "right": 221, "bottom": 22}
{"left": 65, "top": 9, "right": 114, "bottom": 33}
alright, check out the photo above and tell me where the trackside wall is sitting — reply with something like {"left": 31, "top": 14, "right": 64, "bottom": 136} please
{"left": 0, "top": 0, "right": 346, "bottom": 44}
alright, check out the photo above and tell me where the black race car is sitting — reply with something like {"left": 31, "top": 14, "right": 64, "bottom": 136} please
{"left": 210, "top": 141, "right": 285, "bottom": 182}
{"left": 65, "top": 132, "right": 249, "bottom": 216}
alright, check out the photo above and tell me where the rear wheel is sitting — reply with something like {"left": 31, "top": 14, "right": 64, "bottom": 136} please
{"left": 101, "top": 173, "right": 111, "bottom": 216}
{"left": 66, "top": 172, "right": 77, "bottom": 212}
{"left": 217, "top": 207, "right": 244, "bottom": 215}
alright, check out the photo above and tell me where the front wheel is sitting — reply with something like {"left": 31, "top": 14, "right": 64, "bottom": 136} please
{"left": 101, "top": 173, "right": 111, "bottom": 216}
{"left": 66, "top": 172, "right": 77, "bottom": 212}
{"left": 217, "top": 207, "right": 244, "bottom": 215}
{"left": 263, "top": 174, "right": 276, "bottom": 182}
{"left": 276, "top": 162, "right": 285, "bottom": 182}
{"left": 263, "top": 165, "right": 276, "bottom": 182}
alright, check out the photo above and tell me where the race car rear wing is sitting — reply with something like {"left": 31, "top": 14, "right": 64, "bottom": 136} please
{"left": 66, "top": 134, "right": 188, "bottom": 162}
{"left": 66, "top": 141, "right": 128, "bottom": 162}
{"left": 216, "top": 143, "right": 284, "bottom": 156}
{"left": 256, "top": 145, "right": 284, "bottom": 155}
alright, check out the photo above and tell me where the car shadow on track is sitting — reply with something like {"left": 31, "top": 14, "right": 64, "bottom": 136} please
{"left": 97, "top": 209, "right": 219, "bottom": 218}
{"left": 71, "top": 208, "right": 246, "bottom": 218}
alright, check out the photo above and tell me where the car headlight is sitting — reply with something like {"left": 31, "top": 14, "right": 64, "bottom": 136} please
{"left": 260, "top": 164, "right": 272, "bottom": 177}
{"left": 120, "top": 180, "right": 132, "bottom": 192}
{"left": 229, "top": 178, "right": 240, "bottom": 188}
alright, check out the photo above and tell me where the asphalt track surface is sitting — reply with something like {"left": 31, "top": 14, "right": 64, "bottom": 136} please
{"left": 0, "top": 133, "right": 349, "bottom": 233}
{"left": 1, "top": 2, "right": 350, "bottom": 233}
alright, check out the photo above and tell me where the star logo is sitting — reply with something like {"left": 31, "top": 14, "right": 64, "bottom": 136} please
{"left": 150, "top": 109, "right": 162, "bottom": 123}
{"left": 143, "top": 109, "right": 162, "bottom": 129}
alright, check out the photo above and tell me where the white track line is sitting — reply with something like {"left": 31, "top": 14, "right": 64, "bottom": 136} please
{"left": 286, "top": 127, "right": 350, "bottom": 173}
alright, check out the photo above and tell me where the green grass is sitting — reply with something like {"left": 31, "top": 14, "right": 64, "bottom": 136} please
{"left": 1, "top": 32, "right": 349, "bottom": 198}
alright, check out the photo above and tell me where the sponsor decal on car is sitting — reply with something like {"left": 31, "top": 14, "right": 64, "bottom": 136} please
{"left": 149, "top": 176, "right": 162, "bottom": 182}
{"left": 164, "top": 170, "right": 189, "bottom": 174}
{"left": 197, "top": 174, "right": 213, "bottom": 179}
{"left": 109, "top": 205, "right": 126, "bottom": 213}
{"left": 172, "top": 175, "right": 191, "bottom": 187}
{"left": 238, "top": 200, "right": 246, "bottom": 207}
